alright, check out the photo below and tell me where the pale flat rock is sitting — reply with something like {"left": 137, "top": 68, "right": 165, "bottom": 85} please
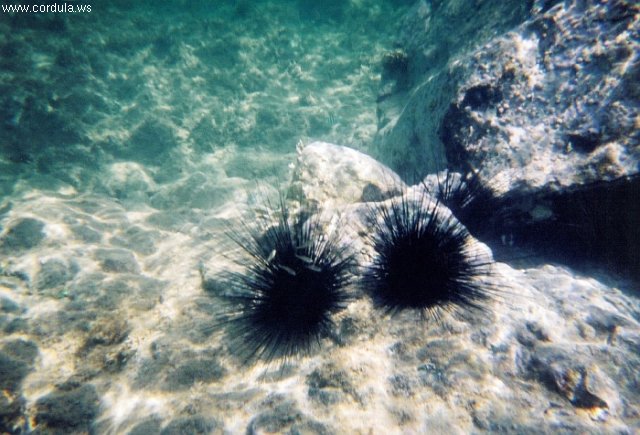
{"left": 289, "top": 141, "right": 406, "bottom": 209}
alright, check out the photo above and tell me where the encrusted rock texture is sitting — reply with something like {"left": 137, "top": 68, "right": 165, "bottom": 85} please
{"left": 375, "top": 0, "right": 640, "bottom": 280}
{"left": 376, "top": 0, "right": 639, "bottom": 193}
{"left": 2, "top": 141, "right": 640, "bottom": 433}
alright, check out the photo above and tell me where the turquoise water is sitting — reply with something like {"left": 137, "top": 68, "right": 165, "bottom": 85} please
{"left": 1, "top": 2, "right": 424, "bottom": 433}
{"left": 1, "top": 0, "right": 414, "bottom": 200}
{"left": 2, "top": 1, "right": 638, "bottom": 434}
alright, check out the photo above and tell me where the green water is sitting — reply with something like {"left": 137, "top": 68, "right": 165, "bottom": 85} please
{"left": 1, "top": 0, "right": 414, "bottom": 202}
{"left": 2, "top": 2, "right": 640, "bottom": 434}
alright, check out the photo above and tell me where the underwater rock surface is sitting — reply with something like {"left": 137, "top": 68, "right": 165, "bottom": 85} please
{"left": 376, "top": 0, "right": 640, "bottom": 281}
{"left": 289, "top": 141, "right": 406, "bottom": 209}
{"left": 377, "top": 0, "right": 639, "bottom": 191}
{"left": 200, "top": 142, "right": 640, "bottom": 433}
{"left": 374, "top": 0, "right": 535, "bottom": 176}
{"left": 440, "top": 0, "right": 640, "bottom": 193}
{"left": 0, "top": 140, "right": 638, "bottom": 433}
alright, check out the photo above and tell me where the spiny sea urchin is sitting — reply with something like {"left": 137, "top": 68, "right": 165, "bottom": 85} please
{"left": 433, "top": 168, "right": 506, "bottom": 241}
{"left": 363, "top": 189, "right": 496, "bottom": 319}
{"left": 220, "top": 199, "right": 355, "bottom": 364}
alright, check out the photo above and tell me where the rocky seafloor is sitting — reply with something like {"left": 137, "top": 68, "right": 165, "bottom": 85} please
{"left": 1, "top": 0, "right": 639, "bottom": 434}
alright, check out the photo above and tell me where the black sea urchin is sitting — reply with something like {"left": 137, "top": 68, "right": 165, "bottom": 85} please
{"left": 363, "top": 190, "right": 495, "bottom": 319}
{"left": 221, "top": 201, "right": 354, "bottom": 364}
{"left": 434, "top": 168, "right": 506, "bottom": 241}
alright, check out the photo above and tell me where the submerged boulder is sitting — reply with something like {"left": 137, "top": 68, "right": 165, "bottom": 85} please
{"left": 376, "top": 0, "right": 639, "bottom": 191}
{"left": 438, "top": 0, "right": 640, "bottom": 194}
{"left": 289, "top": 141, "right": 406, "bottom": 210}
{"left": 374, "top": 0, "right": 640, "bottom": 280}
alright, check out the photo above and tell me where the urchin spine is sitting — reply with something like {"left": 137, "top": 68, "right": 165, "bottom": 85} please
{"left": 220, "top": 201, "right": 354, "bottom": 364}
{"left": 363, "top": 190, "right": 496, "bottom": 319}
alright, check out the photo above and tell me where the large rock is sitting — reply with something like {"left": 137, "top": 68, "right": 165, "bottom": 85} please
{"left": 288, "top": 141, "right": 406, "bottom": 210}
{"left": 439, "top": 0, "right": 640, "bottom": 194}
{"left": 375, "top": 0, "right": 639, "bottom": 192}
{"left": 374, "top": 0, "right": 640, "bottom": 279}
{"left": 374, "top": 0, "right": 539, "bottom": 178}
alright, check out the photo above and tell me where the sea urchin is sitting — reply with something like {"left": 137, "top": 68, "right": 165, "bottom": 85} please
{"left": 221, "top": 201, "right": 354, "bottom": 364}
{"left": 433, "top": 168, "right": 505, "bottom": 241}
{"left": 363, "top": 190, "right": 495, "bottom": 319}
